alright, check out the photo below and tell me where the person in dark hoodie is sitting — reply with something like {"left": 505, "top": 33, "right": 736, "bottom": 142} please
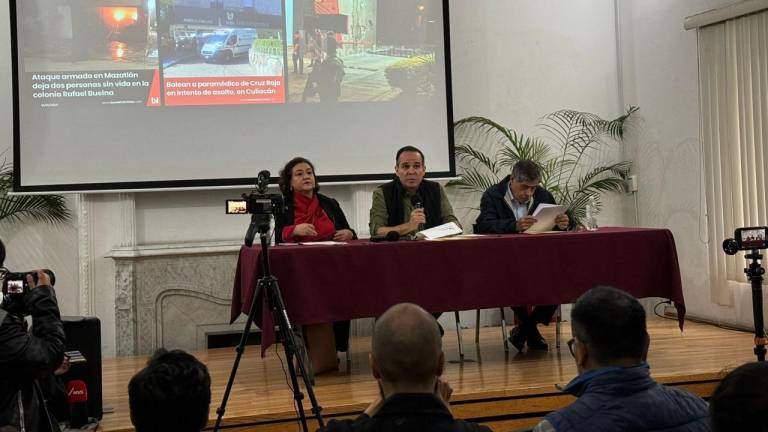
{"left": 532, "top": 286, "right": 710, "bottom": 432}
{"left": 318, "top": 303, "right": 491, "bottom": 432}
{"left": 0, "top": 239, "right": 66, "bottom": 432}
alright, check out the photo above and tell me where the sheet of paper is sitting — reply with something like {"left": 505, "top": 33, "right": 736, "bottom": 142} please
{"left": 526, "top": 204, "right": 566, "bottom": 234}
{"left": 426, "top": 233, "right": 485, "bottom": 241}
{"left": 298, "top": 241, "right": 348, "bottom": 245}
{"left": 419, "top": 222, "right": 463, "bottom": 240}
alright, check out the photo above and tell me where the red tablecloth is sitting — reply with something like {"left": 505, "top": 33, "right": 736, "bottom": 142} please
{"left": 231, "top": 227, "right": 686, "bottom": 353}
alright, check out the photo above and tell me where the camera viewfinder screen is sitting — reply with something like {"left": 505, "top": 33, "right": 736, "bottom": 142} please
{"left": 226, "top": 200, "right": 248, "bottom": 214}
{"left": 6, "top": 280, "right": 24, "bottom": 294}
{"left": 740, "top": 228, "right": 767, "bottom": 249}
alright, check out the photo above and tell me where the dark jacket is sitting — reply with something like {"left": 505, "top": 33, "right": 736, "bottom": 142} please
{"left": 381, "top": 179, "right": 443, "bottom": 229}
{"left": 319, "top": 393, "right": 491, "bottom": 432}
{"left": 276, "top": 192, "right": 357, "bottom": 244}
{"left": 0, "top": 285, "right": 66, "bottom": 431}
{"left": 544, "top": 364, "right": 710, "bottom": 432}
{"left": 474, "top": 176, "right": 559, "bottom": 234}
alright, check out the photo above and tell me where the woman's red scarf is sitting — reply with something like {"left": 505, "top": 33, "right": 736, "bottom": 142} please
{"left": 284, "top": 193, "right": 335, "bottom": 241}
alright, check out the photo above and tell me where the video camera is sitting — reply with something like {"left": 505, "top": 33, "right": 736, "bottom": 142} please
{"left": 722, "top": 226, "right": 768, "bottom": 255}
{"left": 225, "top": 170, "right": 284, "bottom": 218}
{"left": 0, "top": 269, "right": 56, "bottom": 314}
{"left": 226, "top": 170, "right": 284, "bottom": 247}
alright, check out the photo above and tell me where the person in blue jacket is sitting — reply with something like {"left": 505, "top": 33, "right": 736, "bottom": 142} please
{"left": 532, "top": 286, "right": 710, "bottom": 432}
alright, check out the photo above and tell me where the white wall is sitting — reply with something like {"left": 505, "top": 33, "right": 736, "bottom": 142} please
{"left": 2, "top": 0, "right": 697, "bottom": 357}
{"left": 449, "top": 0, "right": 630, "bottom": 228}
{"left": 617, "top": 0, "right": 765, "bottom": 329}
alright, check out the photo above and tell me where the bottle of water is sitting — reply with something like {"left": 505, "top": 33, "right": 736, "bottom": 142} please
{"left": 269, "top": 214, "right": 276, "bottom": 246}
{"left": 584, "top": 195, "right": 598, "bottom": 231}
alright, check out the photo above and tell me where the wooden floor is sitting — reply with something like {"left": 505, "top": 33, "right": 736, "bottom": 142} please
{"left": 98, "top": 319, "right": 756, "bottom": 432}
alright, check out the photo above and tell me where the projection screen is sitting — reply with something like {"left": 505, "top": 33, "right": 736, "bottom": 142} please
{"left": 10, "top": 0, "right": 454, "bottom": 192}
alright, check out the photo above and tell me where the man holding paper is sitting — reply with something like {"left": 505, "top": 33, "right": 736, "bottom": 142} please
{"left": 474, "top": 160, "right": 570, "bottom": 351}
{"left": 369, "top": 146, "right": 460, "bottom": 238}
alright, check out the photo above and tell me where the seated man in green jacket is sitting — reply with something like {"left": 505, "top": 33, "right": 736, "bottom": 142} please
{"left": 369, "top": 145, "right": 460, "bottom": 333}
{"left": 369, "top": 146, "right": 459, "bottom": 238}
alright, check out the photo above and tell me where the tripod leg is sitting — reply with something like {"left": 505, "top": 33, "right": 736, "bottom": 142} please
{"left": 270, "top": 280, "right": 326, "bottom": 429}
{"left": 749, "top": 269, "right": 766, "bottom": 362}
{"left": 213, "top": 279, "right": 264, "bottom": 431}
{"left": 280, "top": 322, "right": 311, "bottom": 432}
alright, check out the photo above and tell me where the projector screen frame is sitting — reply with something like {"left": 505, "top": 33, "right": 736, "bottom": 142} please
{"left": 9, "top": 0, "right": 456, "bottom": 194}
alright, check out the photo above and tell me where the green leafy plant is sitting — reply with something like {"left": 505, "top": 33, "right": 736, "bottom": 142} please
{"left": 0, "top": 159, "right": 70, "bottom": 224}
{"left": 448, "top": 107, "right": 638, "bottom": 227}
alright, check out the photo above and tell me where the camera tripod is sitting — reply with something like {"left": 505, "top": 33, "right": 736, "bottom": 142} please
{"left": 214, "top": 213, "right": 325, "bottom": 431}
{"left": 744, "top": 250, "right": 767, "bottom": 362}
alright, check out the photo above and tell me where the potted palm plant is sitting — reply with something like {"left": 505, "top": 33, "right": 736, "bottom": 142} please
{"left": 449, "top": 107, "right": 638, "bottom": 228}
{"left": 0, "top": 158, "right": 70, "bottom": 224}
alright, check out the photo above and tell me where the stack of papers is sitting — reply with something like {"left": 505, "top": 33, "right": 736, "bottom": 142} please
{"left": 419, "top": 222, "right": 463, "bottom": 240}
{"left": 525, "top": 204, "right": 566, "bottom": 234}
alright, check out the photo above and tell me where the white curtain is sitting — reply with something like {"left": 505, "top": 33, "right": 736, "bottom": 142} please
{"left": 699, "top": 10, "right": 768, "bottom": 305}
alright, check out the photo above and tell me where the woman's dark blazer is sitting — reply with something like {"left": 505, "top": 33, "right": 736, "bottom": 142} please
{"left": 275, "top": 192, "right": 357, "bottom": 243}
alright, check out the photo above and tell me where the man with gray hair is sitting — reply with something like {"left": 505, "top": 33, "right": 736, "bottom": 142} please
{"left": 474, "top": 160, "right": 569, "bottom": 352}
{"left": 318, "top": 303, "right": 490, "bottom": 432}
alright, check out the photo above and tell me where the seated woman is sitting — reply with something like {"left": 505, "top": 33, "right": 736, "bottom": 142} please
{"left": 276, "top": 156, "right": 355, "bottom": 354}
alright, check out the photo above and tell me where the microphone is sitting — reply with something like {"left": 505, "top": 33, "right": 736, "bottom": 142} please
{"left": 66, "top": 379, "right": 89, "bottom": 428}
{"left": 411, "top": 194, "right": 424, "bottom": 232}
{"left": 370, "top": 231, "right": 400, "bottom": 243}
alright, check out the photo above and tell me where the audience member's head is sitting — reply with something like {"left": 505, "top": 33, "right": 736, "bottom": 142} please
{"left": 570, "top": 286, "right": 649, "bottom": 373}
{"left": 129, "top": 349, "right": 211, "bottom": 432}
{"left": 371, "top": 303, "right": 444, "bottom": 392}
{"left": 709, "top": 361, "right": 768, "bottom": 432}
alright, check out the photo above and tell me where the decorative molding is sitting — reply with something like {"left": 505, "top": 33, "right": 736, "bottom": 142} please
{"left": 76, "top": 194, "right": 96, "bottom": 316}
{"left": 107, "top": 241, "right": 242, "bottom": 259}
{"left": 114, "top": 193, "right": 138, "bottom": 355}
{"left": 351, "top": 184, "right": 376, "bottom": 238}
{"left": 118, "top": 193, "right": 137, "bottom": 247}
{"left": 109, "top": 244, "right": 239, "bottom": 355}
{"left": 115, "top": 260, "right": 137, "bottom": 356}
{"left": 155, "top": 289, "right": 233, "bottom": 350}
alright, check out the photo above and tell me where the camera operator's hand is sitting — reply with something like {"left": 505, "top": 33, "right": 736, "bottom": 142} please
{"left": 293, "top": 223, "right": 318, "bottom": 237}
{"left": 25, "top": 270, "right": 51, "bottom": 289}
{"left": 54, "top": 356, "right": 71, "bottom": 375}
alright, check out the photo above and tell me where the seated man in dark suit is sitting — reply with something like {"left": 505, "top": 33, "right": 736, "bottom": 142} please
{"left": 474, "top": 160, "right": 569, "bottom": 351}
{"left": 318, "top": 303, "right": 491, "bottom": 432}
{"left": 532, "top": 287, "right": 709, "bottom": 432}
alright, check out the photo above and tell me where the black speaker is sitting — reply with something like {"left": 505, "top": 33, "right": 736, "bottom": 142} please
{"left": 61, "top": 316, "right": 103, "bottom": 420}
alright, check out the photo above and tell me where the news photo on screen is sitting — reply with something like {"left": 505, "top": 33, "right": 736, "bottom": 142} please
{"left": 13, "top": 0, "right": 453, "bottom": 191}
{"left": 740, "top": 228, "right": 767, "bottom": 249}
